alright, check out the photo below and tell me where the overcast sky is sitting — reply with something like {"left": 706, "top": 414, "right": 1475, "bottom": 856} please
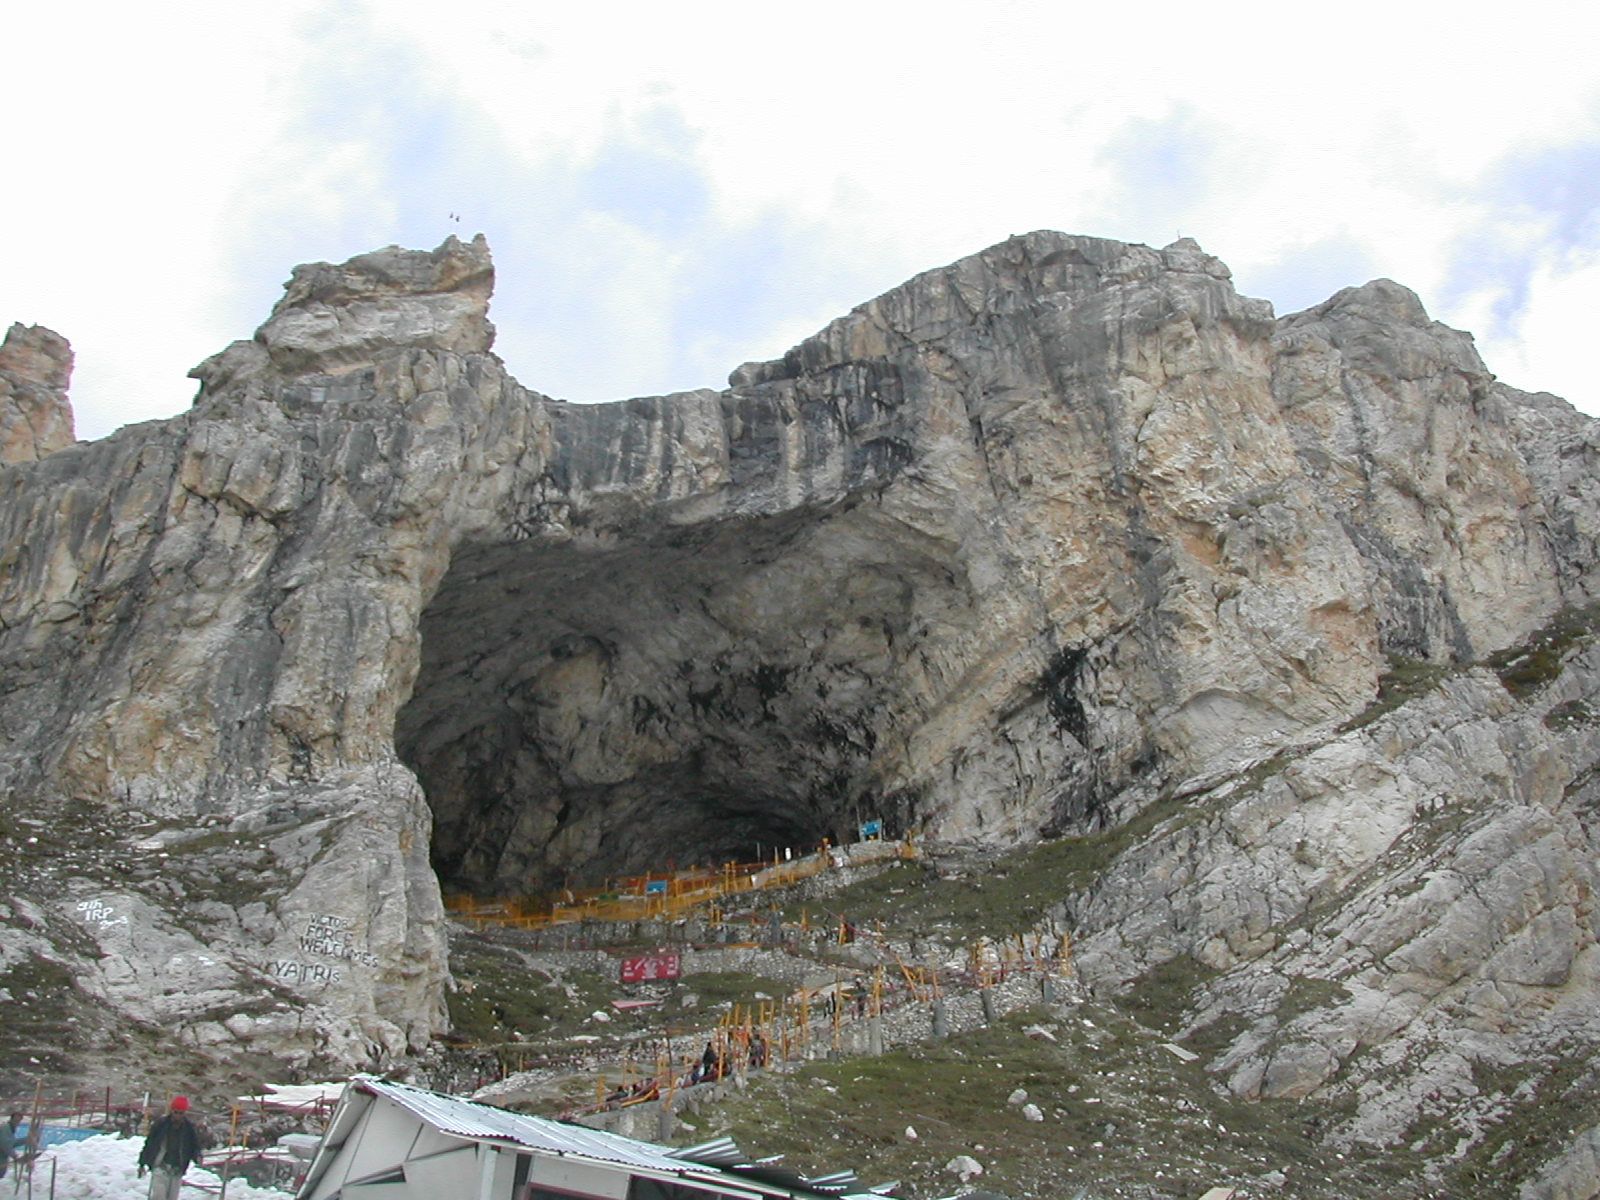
{"left": 5, "top": 1, "right": 1597, "bottom": 442}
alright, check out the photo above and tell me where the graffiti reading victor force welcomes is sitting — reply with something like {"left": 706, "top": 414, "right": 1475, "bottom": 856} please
{"left": 298, "top": 913, "right": 379, "bottom": 968}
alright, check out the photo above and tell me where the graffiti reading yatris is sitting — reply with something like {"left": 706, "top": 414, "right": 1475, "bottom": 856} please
{"left": 269, "top": 960, "right": 341, "bottom": 985}
{"left": 298, "top": 913, "right": 380, "bottom": 968}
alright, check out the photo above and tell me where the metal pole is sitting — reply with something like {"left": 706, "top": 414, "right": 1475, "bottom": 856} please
{"left": 219, "top": 1102, "right": 240, "bottom": 1199}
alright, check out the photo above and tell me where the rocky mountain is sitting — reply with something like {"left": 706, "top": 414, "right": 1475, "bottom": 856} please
{"left": 2, "top": 231, "right": 1598, "bottom": 1195}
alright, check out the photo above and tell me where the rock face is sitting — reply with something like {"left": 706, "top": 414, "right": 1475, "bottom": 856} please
{"left": 3, "top": 230, "right": 1600, "bottom": 1189}
{"left": 0, "top": 323, "right": 75, "bottom": 464}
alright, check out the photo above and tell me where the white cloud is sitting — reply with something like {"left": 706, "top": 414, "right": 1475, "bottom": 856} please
{"left": 1473, "top": 248, "right": 1599, "bottom": 408}
{"left": 3, "top": 0, "right": 1598, "bottom": 440}
{"left": 1, "top": 1, "right": 321, "bottom": 434}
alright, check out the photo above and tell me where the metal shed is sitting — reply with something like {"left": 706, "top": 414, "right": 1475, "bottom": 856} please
{"left": 294, "top": 1076, "right": 896, "bottom": 1200}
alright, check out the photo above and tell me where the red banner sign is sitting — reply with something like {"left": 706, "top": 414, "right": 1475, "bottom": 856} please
{"left": 619, "top": 953, "right": 681, "bottom": 983}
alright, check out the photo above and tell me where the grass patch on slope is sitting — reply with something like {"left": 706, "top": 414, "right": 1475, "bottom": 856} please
{"left": 1450, "top": 1048, "right": 1600, "bottom": 1196}
{"left": 1487, "top": 601, "right": 1600, "bottom": 698}
{"left": 1114, "top": 954, "right": 1220, "bottom": 1035}
{"left": 680, "top": 970, "right": 791, "bottom": 1012}
{"left": 447, "top": 936, "right": 614, "bottom": 1045}
{"left": 0, "top": 955, "right": 93, "bottom": 1080}
{"left": 678, "top": 1005, "right": 1434, "bottom": 1200}
{"left": 790, "top": 794, "right": 1200, "bottom": 942}
{"left": 1338, "top": 656, "right": 1452, "bottom": 734}
{"left": 448, "top": 931, "right": 788, "bottom": 1053}
{"left": 1338, "top": 601, "right": 1600, "bottom": 741}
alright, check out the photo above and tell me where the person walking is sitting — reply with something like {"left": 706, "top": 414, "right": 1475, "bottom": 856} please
{"left": 0, "top": 1111, "right": 22, "bottom": 1179}
{"left": 138, "top": 1096, "right": 204, "bottom": 1200}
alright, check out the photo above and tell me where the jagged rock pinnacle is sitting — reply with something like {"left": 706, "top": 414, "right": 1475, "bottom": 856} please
{"left": 0, "top": 322, "right": 75, "bottom": 463}
{"left": 190, "top": 234, "right": 496, "bottom": 393}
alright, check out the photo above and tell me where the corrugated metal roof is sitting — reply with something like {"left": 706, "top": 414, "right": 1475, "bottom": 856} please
{"left": 733, "top": 1165, "right": 813, "bottom": 1191}
{"left": 354, "top": 1077, "right": 698, "bottom": 1175}
{"left": 336, "top": 1077, "right": 892, "bottom": 1200}
{"left": 803, "top": 1170, "right": 860, "bottom": 1193}
{"left": 674, "top": 1136, "right": 749, "bottom": 1168}
{"left": 669, "top": 1134, "right": 878, "bottom": 1198}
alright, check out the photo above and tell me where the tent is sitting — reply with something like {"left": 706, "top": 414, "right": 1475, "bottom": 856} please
{"left": 294, "top": 1076, "right": 897, "bottom": 1200}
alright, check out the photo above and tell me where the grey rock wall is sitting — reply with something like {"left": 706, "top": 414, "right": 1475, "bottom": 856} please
{"left": 2, "top": 229, "right": 1597, "bottom": 1108}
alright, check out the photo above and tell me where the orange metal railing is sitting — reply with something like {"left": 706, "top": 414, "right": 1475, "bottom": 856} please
{"left": 446, "top": 837, "right": 915, "bottom": 931}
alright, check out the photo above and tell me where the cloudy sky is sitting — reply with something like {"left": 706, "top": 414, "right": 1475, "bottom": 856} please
{"left": 5, "top": 1, "right": 1597, "bottom": 441}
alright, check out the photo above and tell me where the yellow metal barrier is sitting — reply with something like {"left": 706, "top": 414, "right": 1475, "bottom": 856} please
{"left": 445, "top": 837, "right": 910, "bottom": 931}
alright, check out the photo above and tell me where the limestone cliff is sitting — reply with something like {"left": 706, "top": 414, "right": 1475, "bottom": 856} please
{"left": 0, "top": 323, "right": 75, "bottom": 465}
{"left": 2, "top": 232, "right": 1599, "bottom": 1191}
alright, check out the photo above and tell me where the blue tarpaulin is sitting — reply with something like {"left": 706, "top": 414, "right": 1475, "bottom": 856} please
{"left": 17, "top": 1124, "right": 107, "bottom": 1148}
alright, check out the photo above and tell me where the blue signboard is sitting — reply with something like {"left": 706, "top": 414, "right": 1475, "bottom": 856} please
{"left": 859, "top": 819, "right": 883, "bottom": 840}
{"left": 645, "top": 880, "right": 668, "bottom": 895}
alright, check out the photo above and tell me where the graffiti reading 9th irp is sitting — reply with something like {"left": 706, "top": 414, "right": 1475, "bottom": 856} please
{"left": 76, "top": 898, "right": 129, "bottom": 930}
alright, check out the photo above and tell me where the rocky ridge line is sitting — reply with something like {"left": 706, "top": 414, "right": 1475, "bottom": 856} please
{"left": 2, "top": 231, "right": 1599, "bottom": 1197}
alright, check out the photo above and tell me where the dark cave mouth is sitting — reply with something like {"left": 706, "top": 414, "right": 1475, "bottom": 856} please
{"left": 394, "top": 507, "right": 937, "bottom": 899}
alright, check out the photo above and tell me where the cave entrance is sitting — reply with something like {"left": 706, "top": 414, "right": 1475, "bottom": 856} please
{"left": 396, "top": 503, "right": 938, "bottom": 898}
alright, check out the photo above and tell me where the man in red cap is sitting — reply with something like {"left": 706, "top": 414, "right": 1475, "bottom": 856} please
{"left": 137, "top": 1096, "right": 203, "bottom": 1200}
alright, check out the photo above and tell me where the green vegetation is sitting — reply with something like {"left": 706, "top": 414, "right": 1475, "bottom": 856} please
{"left": 1543, "top": 698, "right": 1597, "bottom": 730}
{"left": 1182, "top": 1009, "right": 1252, "bottom": 1062}
{"left": 0, "top": 954, "right": 98, "bottom": 1081}
{"left": 3, "top": 795, "right": 136, "bottom": 902}
{"left": 1486, "top": 601, "right": 1600, "bottom": 698}
{"left": 1328, "top": 602, "right": 1600, "bottom": 741}
{"left": 439, "top": 712, "right": 1600, "bottom": 1200}
{"left": 1212, "top": 748, "right": 1296, "bottom": 804}
{"left": 447, "top": 939, "right": 614, "bottom": 1046}
{"left": 446, "top": 933, "right": 788, "bottom": 1056}
{"left": 1339, "top": 655, "right": 1452, "bottom": 734}
{"left": 247, "top": 594, "right": 1600, "bottom": 1190}
{"left": 681, "top": 969, "right": 791, "bottom": 1012}
{"left": 1113, "top": 954, "right": 1219, "bottom": 1035}
{"left": 678, "top": 1005, "right": 1434, "bottom": 1199}
{"left": 1449, "top": 1048, "right": 1600, "bottom": 1195}
{"left": 785, "top": 795, "right": 1203, "bottom": 942}
{"left": 1275, "top": 976, "right": 1351, "bottom": 1024}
